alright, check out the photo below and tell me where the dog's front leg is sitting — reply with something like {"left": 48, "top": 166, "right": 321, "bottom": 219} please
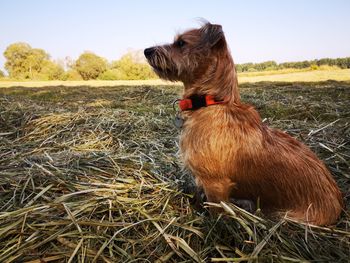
{"left": 200, "top": 177, "right": 234, "bottom": 215}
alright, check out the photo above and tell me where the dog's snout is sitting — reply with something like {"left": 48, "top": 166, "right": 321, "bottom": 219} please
{"left": 144, "top": 47, "right": 155, "bottom": 58}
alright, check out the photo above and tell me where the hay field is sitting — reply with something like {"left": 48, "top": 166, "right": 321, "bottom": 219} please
{"left": 1, "top": 68, "right": 350, "bottom": 89}
{"left": 238, "top": 68, "right": 350, "bottom": 83}
{"left": 0, "top": 81, "right": 349, "bottom": 262}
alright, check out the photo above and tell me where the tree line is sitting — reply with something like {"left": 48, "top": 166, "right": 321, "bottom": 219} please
{"left": 1, "top": 42, "right": 349, "bottom": 80}
{"left": 236, "top": 58, "right": 350, "bottom": 72}
{"left": 1, "top": 42, "right": 156, "bottom": 80}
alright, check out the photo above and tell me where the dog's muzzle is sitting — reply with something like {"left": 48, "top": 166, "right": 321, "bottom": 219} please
{"left": 144, "top": 47, "right": 156, "bottom": 58}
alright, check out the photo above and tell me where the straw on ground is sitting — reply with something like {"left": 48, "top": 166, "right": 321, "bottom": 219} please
{"left": 0, "top": 81, "right": 349, "bottom": 262}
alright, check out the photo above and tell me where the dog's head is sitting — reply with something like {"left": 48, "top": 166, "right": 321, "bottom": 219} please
{"left": 144, "top": 23, "right": 228, "bottom": 85}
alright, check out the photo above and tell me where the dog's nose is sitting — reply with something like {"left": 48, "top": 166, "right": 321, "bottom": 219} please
{"left": 144, "top": 47, "right": 155, "bottom": 58}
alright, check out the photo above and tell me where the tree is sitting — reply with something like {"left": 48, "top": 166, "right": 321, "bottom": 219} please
{"left": 4, "top": 42, "right": 32, "bottom": 78}
{"left": 0, "top": 69, "right": 4, "bottom": 78}
{"left": 25, "top": 48, "right": 49, "bottom": 78}
{"left": 75, "top": 52, "right": 107, "bottom": 80}
{"left": 4, "top": 42, "right": 49, "bottom": 79}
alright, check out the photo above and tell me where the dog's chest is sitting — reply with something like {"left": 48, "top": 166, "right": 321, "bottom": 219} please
{"left": 178, "top": 109, "right": 263, "bottom": 178}
{"left": 179, "top": 113, "right": 238, "bottom": 176}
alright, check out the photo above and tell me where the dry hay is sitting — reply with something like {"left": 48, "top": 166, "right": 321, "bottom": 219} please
{"left": 0, "top": 82, "right": 349, "bottom": 262}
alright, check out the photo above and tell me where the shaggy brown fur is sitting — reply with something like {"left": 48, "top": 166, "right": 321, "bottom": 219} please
{"left": 144, "top": 22, "right": 343, "bottom": 225}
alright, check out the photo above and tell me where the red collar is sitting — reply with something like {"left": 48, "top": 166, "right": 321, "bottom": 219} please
{"left": 178, "top": 94, "right": 226, "bottom": 111}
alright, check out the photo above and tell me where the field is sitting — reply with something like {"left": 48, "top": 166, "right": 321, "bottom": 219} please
{"left": 238, "top": 68, "right": 350, "bottom": 83}
{"left": 1, "top": 68, "right": 350, "bottom": 88}
{"left": 0, "top": 79, "right": 349, "bottom": 262}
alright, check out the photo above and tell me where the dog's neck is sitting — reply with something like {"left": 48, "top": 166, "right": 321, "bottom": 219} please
{"left": 183, "top": 50, "right": 240, "bottom": 104}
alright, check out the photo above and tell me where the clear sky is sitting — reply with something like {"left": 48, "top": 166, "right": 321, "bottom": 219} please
{"left": 1, "top": 0, "right": 350, "bottom": 71}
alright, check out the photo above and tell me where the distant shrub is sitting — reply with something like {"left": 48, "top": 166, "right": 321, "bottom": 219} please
{"left": 0, "top": 69, "right": 4, "bottom": 78}
{"left": 39, "top": 61, "right": 65, "bottom": 80}
{"left": 247, "top": 68, "right": 257, "bottom": 72}
{"left": 319, "top": 65, "right": 341, "bottom": 71}
{"left": 75, "top": 52, "right": 107, "bottom": 80}
{"left": 111, "top": 53, "right": 157, "bottom": 80}
{"left": 310, "top": 64, "right": 319, "bottom": 70}
{"left": 62, "top": 69, "right": 83, "bottom": 80}
{"left": 98, "top": 69, "right": 125, "bottom": 80}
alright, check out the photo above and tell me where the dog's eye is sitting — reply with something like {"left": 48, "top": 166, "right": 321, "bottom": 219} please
{"left": 176, "top": 39, "right": 186, "bottom": 48}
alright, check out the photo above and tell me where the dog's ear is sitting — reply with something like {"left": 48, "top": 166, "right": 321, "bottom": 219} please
{"left": 201, "top": 23, "right": 225, "bottom": 49}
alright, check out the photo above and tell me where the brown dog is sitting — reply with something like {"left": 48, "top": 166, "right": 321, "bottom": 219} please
{"left": 144, "top": 22, "right": 343, "bottom": 225}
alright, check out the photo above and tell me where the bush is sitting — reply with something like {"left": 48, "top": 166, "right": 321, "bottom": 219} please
{"left": 75, "top": 52, "right": 107, "bottom": 80}
{"left": 247, "top": 68, "right": 257, "bottom": 72}
{"left": 0, "top": 69, "right": 4, "bottom": 78}
{"left": 319, "top": 65, "right": 340, "bottom": 71}
{"left": 39, "top": 61, "right": 65, "bottom": 80}
{"left": 111, "top": 53, "right": 157, "bottom": 80}
{"left": 310, "top": 64, "right": 319, "bottom": 70}
{"left": 98, "top": 69, "right": 125, "bottom": 80}
{"left": 62, "top": 69, "right": 83, "bottom": 81}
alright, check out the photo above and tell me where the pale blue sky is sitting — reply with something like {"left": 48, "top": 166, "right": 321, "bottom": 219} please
{"left": 1, "top": 0, "right": 350, "bottom": 72}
